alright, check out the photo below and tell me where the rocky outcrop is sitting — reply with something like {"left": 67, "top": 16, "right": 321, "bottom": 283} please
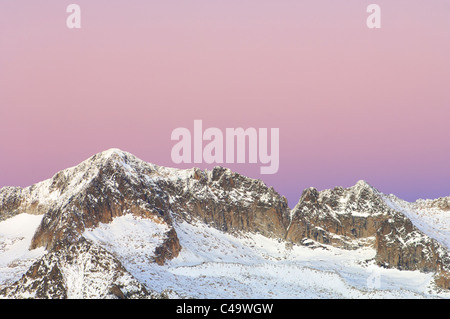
{"left": 0, "top": 187, "right": 24, "bottom": 221}
{"left": 154, "top": 228, "right": 182, "bottom": 266}
{"left": 0, "top": 149, "right": 291, "bottom": 298}
{"left": 168, "top": 167, "right": 290, "bottom": 240}
{"left": 416, "top": 197, "right": 450, "bottom": 211}
{"left": 435, "top": 272, "right": 450, "bottom": 290}
{"left": 286, "top": 181, "right": 391, "bottom": 249}
{"left": 375, "top": 212, "right": 450, "bottom": 289}
{"left": 0, "top": 238, "right": 155, "bottom": 299}
{"left": 286, "top": 181, "right": 450, "bottom": 289}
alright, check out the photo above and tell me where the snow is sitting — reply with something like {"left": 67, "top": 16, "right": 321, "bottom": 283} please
{"left": 84, "top": 214, "right": 170, "bottom": 267}
{"left": 350, "top": 211, "right": 371, "bottom": 218}
{"left": 384, "top": 195, "right": 450, "bottom": 250}
{"left": 3, "top": 236, "right": 150, "bottom": 299}
{"left": 58, "top": 243, "right": 143, "bottom": 299}
{"left": 0, "top": 214, "right": 46, "bottom": 288}
{"left": 85, "top": 217, "right": 449, "bottom": 299}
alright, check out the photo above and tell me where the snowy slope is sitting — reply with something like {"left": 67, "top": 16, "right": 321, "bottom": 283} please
{"left": 0, "top": 214, "right": 46, "bottom": 289}
{"left": 83, "top": 217, "right": 449, "bottom": 299}
{"left": 84, "top": 214, "right": 170, "bottom": 266}
{"left": 384, "top": 194, "right": 450, "bottom": 250}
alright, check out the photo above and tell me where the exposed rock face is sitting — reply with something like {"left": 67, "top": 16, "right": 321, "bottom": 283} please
{"left": 0, "top": 149, "right": 292, "bottom": 298}
{"left": 154, "top": 228, "right": 182, "bottom": 266}
{"left": 286, "top": 181, "right": 391, "bottom": 249}
{"left": 375, "top": 212, "right": 450, "bottom": 289}
{"left": 167, "top": 167, "right": 290, "bottom": 240}
{"left": 376, "top": 213, "right": 447, "bottom": 272}
{"left": 0, "top": 187, "right": 24, "bottom": 221}
{"left": 435, "top": 272, "right": 450, "bottom": 290}
{"left": 0, "top": 186, "right": 48, "bottom": 221}
{"left": 0, "top": 238, "right": 154, "bottom": 299}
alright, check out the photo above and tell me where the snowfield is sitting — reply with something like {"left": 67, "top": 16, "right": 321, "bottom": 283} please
{"left": 0, "top": 214, "right": 46, "bottom": 289}
{"left": 384, "top": 194, "right": 450, "bottom": 250}
{"left": 84, "top": 214, "right": 170, "bottom": 267}
{"left": 1, "top": 212, "right": 449, "bottom": 299}
{"left": 85, "top": 217, "right": 450, "bottom": 299}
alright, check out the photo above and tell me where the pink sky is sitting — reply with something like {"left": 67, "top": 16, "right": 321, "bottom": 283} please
{"left": 1, "top": 1, "right": 450, "bottom": 207}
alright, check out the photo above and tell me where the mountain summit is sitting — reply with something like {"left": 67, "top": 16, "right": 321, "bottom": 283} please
{"left": 0, "top": 149, "right": 449, "bottom": 298}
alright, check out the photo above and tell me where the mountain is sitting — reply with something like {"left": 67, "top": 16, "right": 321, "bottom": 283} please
{"left": 0, "top": 148, "right": 449, "bottom": 298}
{"left": 287, "top": 181, "right": 450, "bottom": 289}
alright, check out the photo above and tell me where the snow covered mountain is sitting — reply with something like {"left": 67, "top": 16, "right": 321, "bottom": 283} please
{"left": 0, "top": 148, "right": 449, "bottom": 298}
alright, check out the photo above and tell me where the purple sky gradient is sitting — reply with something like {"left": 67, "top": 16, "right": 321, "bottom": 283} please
{"left": 1, "top": 1, "right": 450, "bottom": 207}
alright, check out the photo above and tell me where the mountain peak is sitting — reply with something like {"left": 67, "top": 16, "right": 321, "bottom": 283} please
{"left": 352, "top": 180, "right": 379, "bottom": 193}
{"left": 96, "top": 148, "right": 131, "bottom": 158}
{"left": 355, "top": 180, "right": 371, "bottom": 188}
{"left": 75, "top": 148, "right": 160, "bottom": 181}
{"left": 88, "top": 148, "right": 136, "bottom": 166}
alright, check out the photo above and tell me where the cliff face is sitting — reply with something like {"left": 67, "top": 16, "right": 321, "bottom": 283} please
{"left": 167, "top": 166, "right": 290, "bottom": 240}
{"left": 0, "top": 187, "right": 23, "bottom": 221}
{"left": 0, "top": 187, "right": 49, "bottom": 222}
{"left": 0, "top": 148, "right": 449, "bottom": 296}
{"left": 286, "top": 181, "right": 391, "bottom": 249}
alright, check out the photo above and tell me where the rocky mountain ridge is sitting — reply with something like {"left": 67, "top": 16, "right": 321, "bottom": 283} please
{"left": 0, "top": 148, "right": 449, "bottom": 297}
